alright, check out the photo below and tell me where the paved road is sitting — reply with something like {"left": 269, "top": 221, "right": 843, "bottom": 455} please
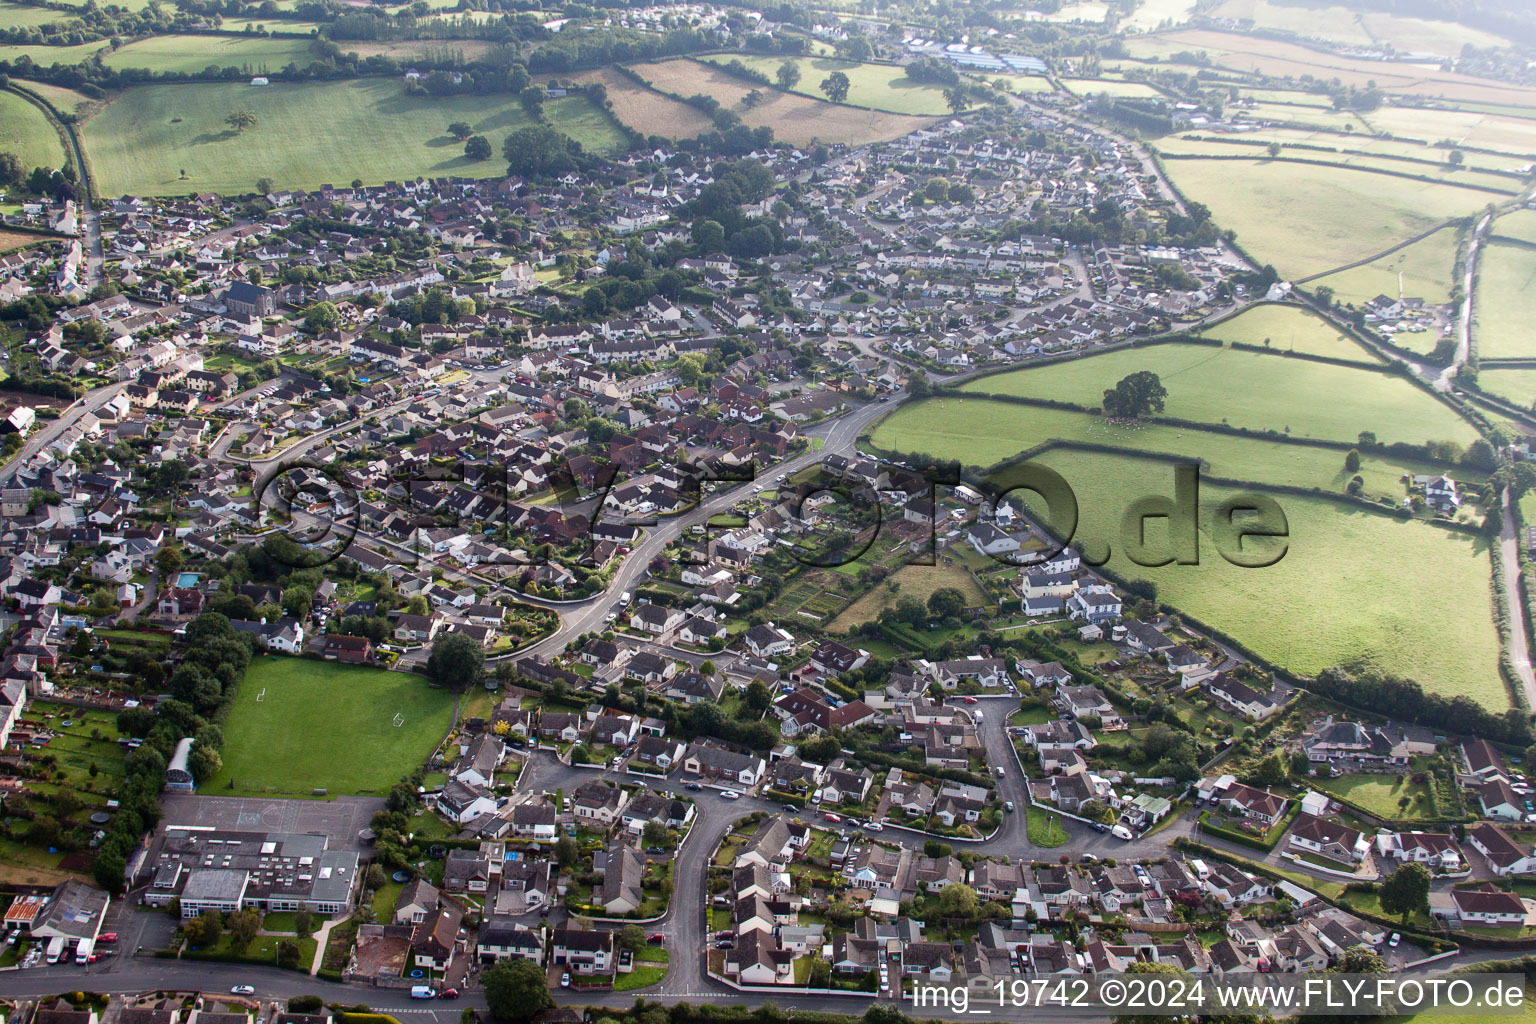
{"left": 0, "top": 380, "right": 126, "bottom": 481}
{"left": 1436, "top": 210, "right": 1492, "bottom": 391}
{"left": 1498, "top": 487, "right": 1536, "bottom": 706}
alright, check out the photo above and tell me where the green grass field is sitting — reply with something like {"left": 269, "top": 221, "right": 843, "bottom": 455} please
{"left": 870, "top": 398, "right": 1472, "bottom": 500}
{"left": 1495, "top": 209, "right": 1536, "bottom": 245}
{"left": 0, "top": 40, "right": 106, "bottom": 65}
{"left": 958, "top": 343, "right": 1478, "bottom": 446}
{"left": 1473, "top": 242, "right": 1536, "bottom": 361}
{"left": 202, "top": 657, "right": 457, "bottom": 797}
{"left": 1060, "top": 77, "right": 1166, "bottom": 98}
{"left": 1159, "top": 156, "right": 1495, "bottom": 279}
{"left": 1310, "top": 772, "right": 1437, "bottom": 818}
{"left": 20, "top": 81, "right": 97, "bottom": 118}
{"left": 1023, "top": 447, "right": 1505, "bottom": 705}
{"left": 101, "top": 34, "right": 318, "bottom": 73}
{"left": 1312, "top": 225, "right": 1460, "bottom": 309}
{"left": 0, "top": 89, "right": 68, "bottom": 171}
{"left": 707, "top": 55, "right": 959, "bottom": 115}
{"left": 82, "top": 80, "right": 625, "bottom": 194}
{"left": 1200, "top": 303, "right": 1383, "bottom": 361}
{"left": 1474, "top": 367, "right": 1536, "bottom": 410}
{"left": 0, "top": 3, "right": 69, "bottom": 28}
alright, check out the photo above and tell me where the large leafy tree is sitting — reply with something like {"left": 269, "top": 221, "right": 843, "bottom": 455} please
{"left": 820, "top": 71, "right": 851, "bottom": 103}
{"left": 1378, "top": 862, "right": 1431, "bottom": 924}
{"left": 483, "top": 958, "right": 553, "bottom": 1023}
{"left": 427, "top": 632, "right": 485, "bottom": 692}
{"left": 1102, "top": 370, "right": 1168, "bottom": 419}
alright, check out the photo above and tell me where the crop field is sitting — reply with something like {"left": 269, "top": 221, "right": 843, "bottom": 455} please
{"left": 82, "top": 80, "right": 623, "bottom": 195}
{"left": 957, "top": 343, "right": 1478, "bottom": 446}
{"left": 1473, "top": 243, "right": 1536, "bottom": 361}
{"left": 1159, "top": 156, "right": 1492, "bottom": 279}
{"left": 1024, "top": 447, "right": 1505, "bottom": 705}
{"left": 1494, "top": 209, "right": 1536, "bottom": 246}
{"left": 100, "top": 34, "right": 318, "bottom": 73}
{"left": 1312, "top": 226, "right": 1460, "bottom": 308}
{"left": 203, "top": 656, "right": 457, "bottom": 796}
{"left": 627, "top": 59, "right": 937, "bottom": 147}
{"left": 1231, "top": 101, "right": 1372, "bottom": 132}
{"left": 336, "top": 39, "right": 500, "bottom": 61}
{"left": 705, "top": 55, "right": 960, "bottom": 115}
{"left": 1209, "top": 0, "right": 1373, "bottom": 45}
{"left": 1121, "top": 0, "right": 1198, "bottom": 32}
{"left": 0, "top": 3, "right": 67, "bottom": 28}
{"left": 569, "top": 66, "right": 713, "bottom": 138}
{"left": 828, "top": 562, "right": 987, "bottom": 631}
{"left": 870, "top": 398, "right": 1473, "bottom": 501}
{"left": 1059, "top": 77, "right": 1165, "bottom": 99}
{"left": 1199, "top": 303, "right": 1383, "bottom": 361}
{"left": 0, "top": 90, "right": 66, "bottom": 172}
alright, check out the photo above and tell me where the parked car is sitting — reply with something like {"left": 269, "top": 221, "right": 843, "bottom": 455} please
{"left": 439, "top": 989, "right": 459, "bottom": 1000}
{"left": 648, "top": 933, "right": 665, "bottom": 944}
{"left": 823, "top": 812, "right": 841, "bottom": 823}
{"left": 962, "top": 696, "right": 978, "bottom": 704}
{"left": 1005, "top": 801, "right": 1015, "bottom": 812}
{"left": 864, "top": 821, "right": 884, "bottom": 832}
{"left": 231, "top": 987, "right": 255, "bottom": 996}
{"left": 560, "top": 973, "right": 571, "bottom": 988}
{"left": 720, "top": 791, "right": 740, "bottom": 800}
{"left": 1389, "top": 933, "right": 1401, "bottom": 948}
{"left": 783, "top": 804, "right": 799, "bottom": 813}
{"left": 687, "top": 783, "right": 703, "bottom": 791}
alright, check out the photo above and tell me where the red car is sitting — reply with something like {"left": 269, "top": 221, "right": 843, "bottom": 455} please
{"left": 97, "top": 933, "right": 117, "bottom": 944}
{"left": 648, "top": 933, "right": 665, "bottom": 945}
{"left": 823, "top": 813, "right": 841, "bottom": 823}
{"left": 962, "top": 696, "right": 978, "bottom": 704}
{"left": 438, "top": 989, "right": 459, "bottom": 1000}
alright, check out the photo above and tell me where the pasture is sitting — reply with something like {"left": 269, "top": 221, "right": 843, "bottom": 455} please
{"left": 1159, "top": 156, "right": 1493, "bottom": 279}
{"left": 1200, "top": 303, "right": 1382, "bottom": 362}
{"left": 568, "top": 66, "right": 713, "bottom": 138}
{"left": 0, "top": 3, "right": 67, "bottom": 28}
{"left": 1025, "top": 447, "right": 1505, "bottom": 705}
{"left": 100, "top": 34, "right": 317, "bottom": 73}
{"left": 705, "top": 55, "right": 960, "bottom": 115}
{"left": 957, "top": 343, "right": 1479, "bottom": 446}
{"left": 0, "top": 90, "right": 67, "bottom": 172}
{"left": 0, "top": 39, "right": 107, "bottom": 65}
{"left": 1155, "top": 134, "right": 1522, "bottom": 193}
{"left": 202, "top": 656, "right": 457, "bottom": 797}
{"left": 828, "top": 562, "right": 987, "bottom": 632}
{"left": 627, "top": 59, "right": 937, "bottom": 147}
{"left": 1473, "top": 243, "right": 1536, "bottom": 361}
{"left": 82, "top": 80, "right": 623, "bottom": 195}
{"left": 21, "top": 81, "right": 98, "bottom": 118}
{"left": 1494, "top": 209, "right": 1536, "bottom": 246}
{"left": 1312, "top": 226, "right": 1460, "bottom": 309}
{"left": 1359, "top": 105, "right": 1536, "bottom": 159}
{"left": 1059, "top": 77, "right": 1165, "bottom": 98}
{"left": 869, "top": 398, "right": 1472, "bottom": 501}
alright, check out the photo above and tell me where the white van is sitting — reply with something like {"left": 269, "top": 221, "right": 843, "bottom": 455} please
{"left": 410, "top": 986, "right": 436, "bottom": 999}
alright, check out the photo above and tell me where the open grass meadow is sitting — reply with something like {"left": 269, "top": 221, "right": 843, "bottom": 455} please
{"left": 0, "top": 39, "right": 107, "bottom": 65}
{"left": 82, "top": 80, "right": 624, "bottom": 194}
{"left": 1158, "top": 156, "right": 1494, "bottom": 279}
{"left": 1494, "top": 209, "right": 1536, "bottom": 246}
{"left": 1472, "top": 368, "right": 1536, "bottom": 411}
{"left": 1023, "top": 448, "right": 1505, "bottom": 705}
{"left": 21, "top": 81, "right": 99, "bottom": 118}
{"left": 100, "top": 34, "right": 318, "bottom": 73}
{"left": 628, "top": 59, "right": 938, "bottom": 147}
{"left": 707, "top": 55, "right": 962, "bottom": 115}
{"left": 957, "top": 343, "right": 1479, "bottom": 446}
{"left": 0, "top": 3, "right": 69, "bottom": 28}
{"left": 1310, "top": 772, "right": 1438, "bottom": 819}
{"left": 1155, "top": 135, "right": 1522, "bottom": 194}
{"left": 1199, "top": 303, "right": 1383, "bottom": 362}
{"left": 869, "top": 397, "right": 1473, "bottom": 502}
{"left": 1473, "top": 242, "right": 1536, "bottom": 361}
{"left": 1312, "top": 225, "right": 1460, "bottom": 308}
{"left": 1059, "top": 77, "right": 1166, "bottom": 98}
{"left": 202, "top": 656, "right": 457, "bottom": 796}
{"left": 0, "top": 90, "right": 67, "bottom": 171}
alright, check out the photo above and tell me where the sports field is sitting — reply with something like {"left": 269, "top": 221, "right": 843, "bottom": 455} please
{"left": 1025, "top": 447, "right": 1505, "bottom": 705}
{"left": 0, "top": 90, "right": 67, "bottom": 172}
{"left": 703, "top": 54, "right": 958, "bottom": 115}
{"left": 628, "top": 59, "right": 937, "bottom": 147}
{"left": 82, "top": 80, "right": 624, "bottom": 194}
{"left": 1311, "top": 226, "right": 1460, "bottom": 308}
{"left": 870, "top": 398, "right": 1473, "bottom": 500}
{"left": 100, "top": 34, "right": 317, "bottom": 73}
{"left": 1159, "top": 157, "right": 1494, "bottom": 278}
{"left": 958, "top": 343, "right": 1478, "bottom": 445}
{"left": 1473, "top": 243, "right": 1536, "bottom": 361}
{"left": 1199, "top": 303, "right": 1382, "bottom": 362}
{"left": 202, "top": 656, "right": 457, "bottom": 797}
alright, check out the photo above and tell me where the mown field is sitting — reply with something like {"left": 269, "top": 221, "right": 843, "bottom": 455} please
{"left": 569, "top": 66, "right": 713, "bottom": 138}
{"left": 0, "top": 89, "right": 67, "bottom": 171}
{"left": 100, "top": 34, "right": 318, "bottom": 73}
{"left": 1473, "top": 243, "right": 1536, "bottom": 361}
{"left": 0, "top": 39, "right": 107, "bottom": 65}
{"left": 1494, "top": 209, "right": 1536, "bottom": 245}
{"left": 1199, "top": 303, "right": 1382, "bottom": 361}
{"left": 1024, "top": 448, "right": 1505, "bottom": 705}
{"left": 707, "top": 54, "right": 960, "bottom": 115}
{"left": 203, "top": 656, "right": 457, "bottom": 796}
{"left": 628, "top": 58, "right": 938, "bottom": 147}
{"left": 0, "top": 3, "right": 69, "bottom": 28}
{"left": 81, "top": 80, "right": 624, "bottom": 194}
{"left": 957, "top": 343, "right": 1479, "bottom": 445}
{"left": 20, "top": 80, "right": 97, "bottom": 118}
{"left": 1159, "top": 156, "right": 1495, "bottom": 279}
{"left": 1059, "top": 77, "right": 1165, "bottom": 98}
{"left": 870, "top": 398, "right": 1474, "bottom": 501}
{"left": 1312, "top": 225, "right": 1460, "bottom": 309}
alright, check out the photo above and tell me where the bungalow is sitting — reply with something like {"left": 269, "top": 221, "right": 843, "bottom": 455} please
{"left": 1450, "top": 885, "right": 1527, "bottom": 927}
{"left": 1468, "top": 823, "right": 1536, "bottom": 876}
{"left": 744, "top": 623, "right": 796, "bottom": 659}
{"left": 571, "top": 780, "right": 628, "bottom": 825}
{"left": 1287, "top": 813, "right": 1368, "bottom": 864}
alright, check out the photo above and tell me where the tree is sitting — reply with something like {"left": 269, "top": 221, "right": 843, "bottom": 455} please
{"left": 465, "top": 135, "right": 492, "bottom": 161}
{"left": 277, "top": 939, "right": 302, "bottom": 969}
{"left": 227, "top": 908, "right": 262, "bottom": 953}
{"left": 1344, "top": 448, "right": 1362, "bottom": 472}
{"left": 743, "top": 89, "right": 764, "bottom": 109}
{"left": 226, "top": 108, "right": 258, "bottom": 133}
{"left": 448, "top": 121, "right": 474, "bottom": 141}
{"left": 305, "top": 301, "right": 340, "bottom": 333}
{"left": 776, "top": 59, "right": 801, "bottom": 91}
{"left": 483, "top": 958, "right": 553, "bottom": 1023}
{"left": 927, "top": 586, "right": 966, "bottom": 619}
{"left": 1448, "top": 148, "right": 1465, "bottom": 166}
{"left": 155, "top": 545, "right": 184, "bottom": 577}
{"left": 934, "top": 883, "right": 979, "bottom": 917}
{"left": 1378, "top": 862, "right": 1431, "bottom": 924}
{"left": 1332, "top": 945, "right": 1388, "bottom": 974}
{"left": 295, "top": 910, "right": 314, "bottom": 936}
{"left": 944, "top": 87, "right": 968, "bottom": 115}
{"left": 1267, "top": 142, "right": 1282, "bottom": 157}
{"left": 820, "top": 71, "right": 851, "bottom": 103}
{"left": 427, "top": 632, "right": 485, "bottom": 691}
{"left": 641, "top": 821, "right": 670, "bottom": 847}
{"left": 1315, "top": 284, "right": 1335, "bottom": 307}
{"left": 554, "top": 836, "right": 579, "bottom": 869}
{"left": 618, "top": 924, "right": 647, "bottom": 952}
{"left": 192, "top": 909, "right": 224, "bottom": 947}
{"left": 1102, "top": 371, "right": 1168, "bottom": 419}
{"left": 502, "top": 124, "right": 582, "bottom": 179}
